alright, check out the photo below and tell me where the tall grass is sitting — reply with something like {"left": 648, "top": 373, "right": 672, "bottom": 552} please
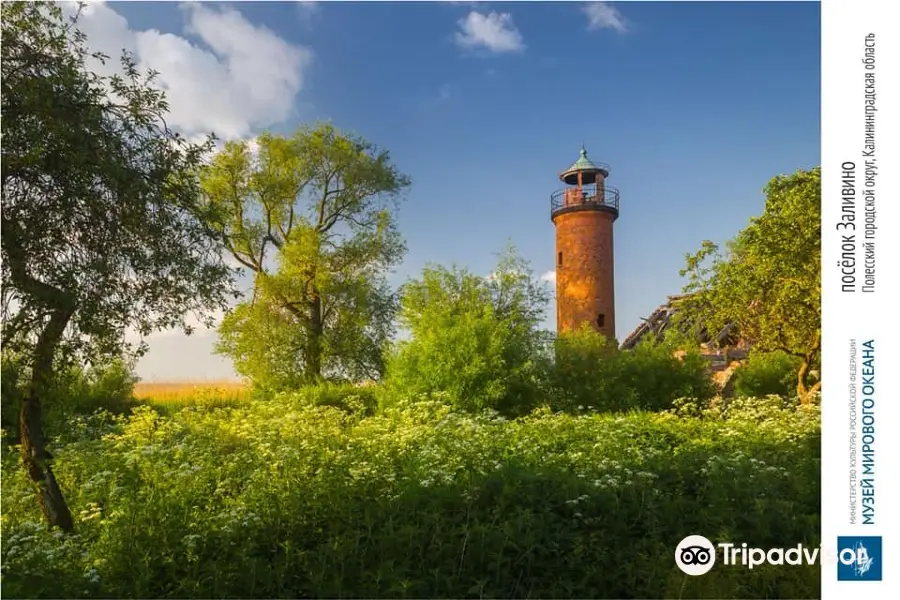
{"left": 133, "top": 381, "right": 251, "bottom": 415}
{"left": 1, "top": 394, "right": 820, "bottom": 599}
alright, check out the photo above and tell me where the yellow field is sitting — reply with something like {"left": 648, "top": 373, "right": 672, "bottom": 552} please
{"left": 134, "top": 381, "right": 251, "bottom": 412}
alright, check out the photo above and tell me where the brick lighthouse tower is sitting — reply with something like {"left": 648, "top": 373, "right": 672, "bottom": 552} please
{"left": 550, "top": 146, "right": 620, "bottom": 339}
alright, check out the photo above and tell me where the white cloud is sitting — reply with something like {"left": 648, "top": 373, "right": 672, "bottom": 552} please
{"left": 296, "top": 1, "right": 320, "bottom": 24}
{"left": 454, "top": 11, "right": 525, "bottom": 54}
{"left": 62, "top": 2, "right": 310, "bottom": 379}
{"left": 582, "top": 2, "right": 629, "bottom": 33}
{"left": 540, "top": 270, "right": 557, "bottom": 284}
{"left": 64, "top": 1, "right": 313, "bottom": 141}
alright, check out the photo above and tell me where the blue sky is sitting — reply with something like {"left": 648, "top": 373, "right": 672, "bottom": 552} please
{"left": 76, "top": 1, "right": 820, "bottom": 381}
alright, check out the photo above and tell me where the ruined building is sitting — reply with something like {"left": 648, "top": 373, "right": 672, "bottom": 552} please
{"left": 620, "top": 293, "right": 750, "bottom": 386}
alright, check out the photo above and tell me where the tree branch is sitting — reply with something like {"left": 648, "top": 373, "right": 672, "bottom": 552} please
{"left": 1, "top": 216, "right": 76, "bottom": 314}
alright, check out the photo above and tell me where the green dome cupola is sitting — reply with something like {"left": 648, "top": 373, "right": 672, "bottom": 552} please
{"left": 558, "top": 146, "right": 610, "bottom": 185}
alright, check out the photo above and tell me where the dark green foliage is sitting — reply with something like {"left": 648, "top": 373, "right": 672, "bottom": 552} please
{"left": 1, "top": 352, "right": 27, "bottom": 437}
{"left": 1, "top": 1, "right": 234, "bottom": 362}
{"left": 279, "top": 381, "right": 379, "bottom": 418}
{"left": 1, "top": 353, "right": 138, "bottom": 439}
{"left": 0, "top": 396, "right": 820, "bottom": 599}
{"left": 546, "top": 325, "right": 716, "bottom": 413}
{"left": 2, "top": 1, "right": 235, "bottom": 528}
{"left": 733, "top": 351, "right": 805, "bottom": 399}
{"left": 49, "top": 360, "right": 139, "bottom": 418}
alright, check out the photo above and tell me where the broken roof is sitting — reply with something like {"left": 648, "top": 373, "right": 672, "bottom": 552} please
{"left": 619, "top": 293, "right": 739, "bottom": 350}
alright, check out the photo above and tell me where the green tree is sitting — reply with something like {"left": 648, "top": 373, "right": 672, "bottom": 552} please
{"left": 386, "top": 245, "right": 551, "bottom": 415}
{"left": 1, "top": 2, "right": 233, "bottom": 529}
{"left": 548, "top": 325, "right": 715, "bottom": 413}
{"left": 677, "top": 167, "right": 821, "bottom": 402}
{"left": 732, "top": 350, "right": 805, "bottom": 399}
{"left": 201, "top": 124, "right": 409, "bottom": 390}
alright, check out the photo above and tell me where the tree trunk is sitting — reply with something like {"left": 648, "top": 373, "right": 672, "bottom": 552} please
{"left": 802, "top": 381, "right": 822, "bottom": 404}
{"left": 796, "top": 358, "right": 809, "bottom": 400}
{"left": 3, "top": 217, "right": 75, "bottom": 529}
{"left": 797, "top": 358, "right": 821, "bottom": 405}
{"left": 305, "top": 291, "right": 324, "bottom": 381}
{"left": 20, "top": 306, "right": 75, "bottom": 531}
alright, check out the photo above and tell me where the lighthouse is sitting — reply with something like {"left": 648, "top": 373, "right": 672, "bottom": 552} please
{"left": 550, "top": 146, "right": 620, "bottom": 339}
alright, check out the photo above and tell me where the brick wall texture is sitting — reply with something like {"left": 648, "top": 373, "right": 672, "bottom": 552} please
{"left": 553, "top": 209, "right": 616, "bottom": 339}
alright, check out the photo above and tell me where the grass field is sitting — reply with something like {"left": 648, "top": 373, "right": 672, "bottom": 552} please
{"left": 133, "top": 380, "right": 251, "bottom": 413}
{"left": 0, "top": 394, "right": 820, "bottom": 598}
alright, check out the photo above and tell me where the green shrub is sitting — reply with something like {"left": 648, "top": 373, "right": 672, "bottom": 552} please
{"left": 386, "top": 252, "right": 551, "bottom": 417}
{"left": 547, "top": 326, "right": 716, "bottom": 413}
{"left": 0, "top": 355, "right": 138, "bottom": 440}
{"left": 1, "top": 353, "right": 27, "bottom": 436}
{"left": 1, "top": 395, "right": 819, "bottom": 599}
{"left": 279, "top": 381, "right": 379, "bottom": 417}
{"left": 385, "top": 320, "right": 548, "bottom": 416}
{"left": 48, "top": 359, "right": 139, "bottom": 418}
{"left": 733, "top": 351, "right": 804, "bottom": 398}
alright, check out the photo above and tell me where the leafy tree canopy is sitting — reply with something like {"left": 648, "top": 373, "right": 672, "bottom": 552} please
{"left": 200, "top": 124, "right": 410, "bottom": 389}
{"left": 1, "top": 1, "right": 235, "bottom": 530}
{"left": 676, "top": 167, "right": 821, "bottom": 401}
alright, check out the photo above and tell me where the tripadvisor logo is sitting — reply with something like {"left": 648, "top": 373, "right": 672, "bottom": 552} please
{"left": 676, "top": 535, "right": 717, "bottom": 576}
{"left": 675, "top": 535, "right": 820, "bottom": 576}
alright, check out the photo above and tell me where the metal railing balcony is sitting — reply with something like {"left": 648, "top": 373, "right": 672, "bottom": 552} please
{"left": 550, "top": 184, "right": 620, "bottom": 219}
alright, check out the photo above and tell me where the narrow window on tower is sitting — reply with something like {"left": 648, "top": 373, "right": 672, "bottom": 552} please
{"left": 597, "top": 313, "right": 605, "bottom": 328}
{"left": 558, "top": 252, "right": 563, "bottom": 267}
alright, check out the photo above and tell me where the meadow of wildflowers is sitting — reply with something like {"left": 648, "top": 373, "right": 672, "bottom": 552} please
{"left": 1, "top": 393, "right": 819, "bottom": 598}
{"left": 133, "top": 381, "right": 252, "bottom": 416}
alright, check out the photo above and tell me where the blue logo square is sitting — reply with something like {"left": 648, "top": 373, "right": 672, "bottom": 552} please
{"left": 837, "top": 536, "right": 882, "bottom": 581}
